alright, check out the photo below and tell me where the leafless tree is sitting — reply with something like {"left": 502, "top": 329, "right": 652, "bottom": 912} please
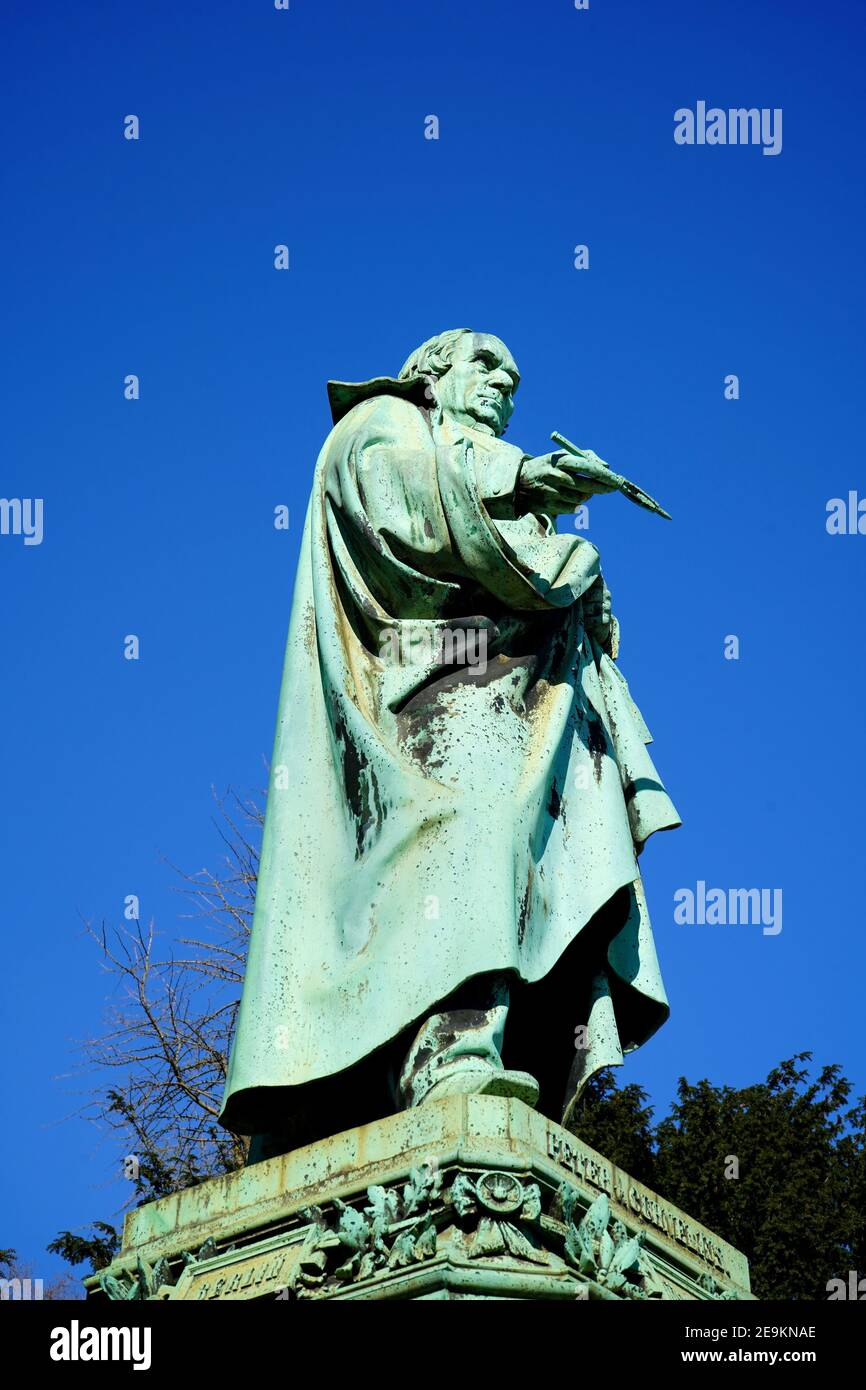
{"left": 74, "top": 789, "right": 263, "bottom": 1204}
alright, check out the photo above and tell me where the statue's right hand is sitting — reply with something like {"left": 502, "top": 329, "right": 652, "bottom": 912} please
{"left": 516, "top": 452, "right": 618, "bottom": 517}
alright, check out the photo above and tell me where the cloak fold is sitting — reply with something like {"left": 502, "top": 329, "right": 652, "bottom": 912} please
{"left": 220, "top": 393, "right": 680, "bottom": 1138}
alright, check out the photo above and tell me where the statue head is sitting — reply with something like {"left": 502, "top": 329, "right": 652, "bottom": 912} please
{"left": 398, "top": 329, "right": 520, "bottom": 437}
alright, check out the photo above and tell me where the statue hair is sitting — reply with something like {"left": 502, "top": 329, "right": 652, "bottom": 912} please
{"left": 398, "top": 329, "right": 474, "bottom": 382}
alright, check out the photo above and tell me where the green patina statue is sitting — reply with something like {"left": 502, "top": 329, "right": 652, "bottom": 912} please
{"left": 219, "top": 329, "right": 680, "bottom": 1157}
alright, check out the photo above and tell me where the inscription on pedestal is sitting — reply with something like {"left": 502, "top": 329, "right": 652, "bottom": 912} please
{"left": 182, "top": 1245, "right": 304, "bottom": 1302}
{"left": 88, "top": 1098, "right": 752, "bottom": 1302}
{"left": 546, "top": 1128, "right": 728, "bottom": 1275}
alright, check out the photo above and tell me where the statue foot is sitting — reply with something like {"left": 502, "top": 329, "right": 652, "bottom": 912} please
{"left": 420, "top": 1064, "right": 539, "bottom": 1108}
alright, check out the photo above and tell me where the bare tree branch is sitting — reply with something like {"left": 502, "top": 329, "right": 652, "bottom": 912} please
{"left": 68, "top": 788, "right": 265, "bottom": 1207}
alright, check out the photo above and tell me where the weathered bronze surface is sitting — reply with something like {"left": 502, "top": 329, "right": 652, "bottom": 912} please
{"left": 89, "top": 1098, "right": 750, "bottom": 1302}
{"left": 219, "top": 330, "right": 681, "bottom": 1147}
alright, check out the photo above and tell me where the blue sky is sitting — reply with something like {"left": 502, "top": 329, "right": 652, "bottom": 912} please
{"left": 3, "top": 0, "right": 865, "bottom": 1282}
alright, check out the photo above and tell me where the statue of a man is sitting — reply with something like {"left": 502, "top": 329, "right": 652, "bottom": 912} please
{"left": 219, "top": 329, "right": 680, "bottom": 1157}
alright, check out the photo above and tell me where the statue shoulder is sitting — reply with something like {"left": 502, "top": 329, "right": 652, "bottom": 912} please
{"left": 330, "top": 393, "right": 433, "bottom": 450}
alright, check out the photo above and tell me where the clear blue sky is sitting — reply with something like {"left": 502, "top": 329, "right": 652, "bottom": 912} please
{"left": 3, "top": 0, "right": 865, "bottom": 1283}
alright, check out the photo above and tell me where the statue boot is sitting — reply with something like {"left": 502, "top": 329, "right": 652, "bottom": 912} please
{"left": 391, "top": 972, "right": 540, "bottom": 1110}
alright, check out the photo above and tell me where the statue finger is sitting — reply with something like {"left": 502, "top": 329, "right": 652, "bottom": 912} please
{"left": 553, "top": 468, "right": 617, "bottom": 494}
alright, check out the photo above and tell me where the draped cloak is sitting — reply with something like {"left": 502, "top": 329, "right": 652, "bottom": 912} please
{"left": 220, "top": 384, "right": 681, "bottom": 1140}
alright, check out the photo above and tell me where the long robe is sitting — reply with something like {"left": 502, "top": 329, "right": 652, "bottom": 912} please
{"left": 220, "top": 384, "right": 680, "bottom": 1140}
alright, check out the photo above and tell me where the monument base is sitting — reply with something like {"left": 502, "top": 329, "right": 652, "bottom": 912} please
{"left": 86, "top": 1096, "right": 753, "bottom": 1302}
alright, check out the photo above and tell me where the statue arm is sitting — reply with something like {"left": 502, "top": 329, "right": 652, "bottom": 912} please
{"left": 472, "top": 449, "right": 528, "bottom": 520}
{"left": 325, "top": 397, "right": 462, "bottom": 593}
{"left": 326, "top": 397, "right": 600, "bottom": 613}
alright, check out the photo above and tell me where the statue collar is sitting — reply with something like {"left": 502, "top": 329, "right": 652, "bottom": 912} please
{"left": 326, "top": 375, "right": 430, "bottom": 425}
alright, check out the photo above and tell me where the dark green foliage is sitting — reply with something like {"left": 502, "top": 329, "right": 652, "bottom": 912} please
{"left": 47, "top": 1222, "right": 119, "bottom": 1273}
{"left": 568, "top": 1069, "right": 658, "bottom": 1187}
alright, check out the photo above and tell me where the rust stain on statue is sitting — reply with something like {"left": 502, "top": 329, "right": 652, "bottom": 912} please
{"left": 518, "top": 861, "right": 534, "bottom": 946}
{"left": 585, "top": 708, "right": 608, "bottom": 784}
{"left": 333, "top": 703, "right": 386, "bottom": 856}
{"left": 548, "top": 777, "right": 563, "bottom": 822}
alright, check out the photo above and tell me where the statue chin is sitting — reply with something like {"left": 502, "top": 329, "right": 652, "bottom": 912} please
{"left": 464, "top": 408, "right": 503, "bottom": 435}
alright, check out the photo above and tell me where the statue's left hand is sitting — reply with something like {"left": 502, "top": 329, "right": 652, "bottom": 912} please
{"left": 516, "top": 452, "right": 618, "bottom": 516}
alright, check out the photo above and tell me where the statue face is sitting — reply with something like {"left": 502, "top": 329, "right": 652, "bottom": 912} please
{"left": 432, "top": 333, "right": 519, "bottom": 436}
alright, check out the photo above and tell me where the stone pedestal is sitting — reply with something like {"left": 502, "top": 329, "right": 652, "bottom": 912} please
{"left": 86, "top": 1097, "right": 753, "bottom": 1302}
